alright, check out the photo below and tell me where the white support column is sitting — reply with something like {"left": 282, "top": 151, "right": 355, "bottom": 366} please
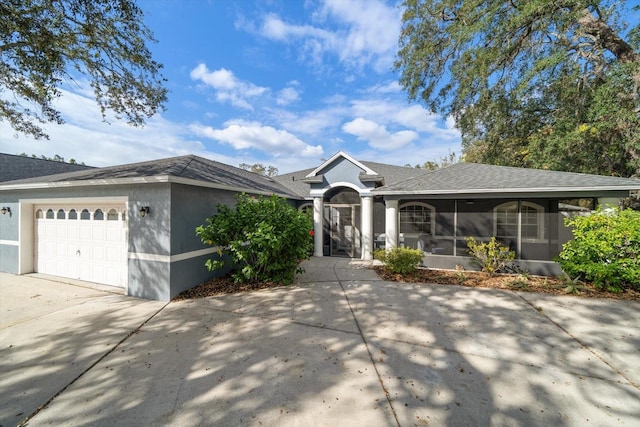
{"left": 313, "top": 197, "right": 324, "bottom": 257}
{"left": 361, "top": 195, "right": 373, "bottom": 260}
{"left": 385, "top": 199, "right": 399, "bottom": 250}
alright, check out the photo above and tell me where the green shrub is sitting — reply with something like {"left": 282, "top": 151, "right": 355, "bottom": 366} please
{"left": 374, "top": 247, "right": 423, "bottom": 274}
{"left": 465, "top": 236, "right": 515, "bottom": 277}
{"left": 556, "top": 208, "right": 640, "bottom": 292}
{"left": 196, "top": 194, "right": 314, "bottom": 285}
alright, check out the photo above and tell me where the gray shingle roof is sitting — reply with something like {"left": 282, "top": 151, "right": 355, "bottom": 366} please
{"left": 1, "top": 155, "right": 302, "bottom": 198}
{"left": 374, "top": 162, "right": 640, "bottom": 195}
{"left": 0, "top": 153, "right": 94, "bottom": 182}
{"left": 274, "top": 161, "right": 428, "bottom": 198}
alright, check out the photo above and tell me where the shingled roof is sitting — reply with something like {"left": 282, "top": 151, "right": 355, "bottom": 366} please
{"left": 0, "top": 155, "right": 302, "bottom": 198}
{"left": 0, "top": 153, "right": 94, "bottom": 182}
{"left": 274, "top": 160, "right": 428, "bottom": 198}
{"left": 374, "top": 162, "right": 640, "bottom": 195}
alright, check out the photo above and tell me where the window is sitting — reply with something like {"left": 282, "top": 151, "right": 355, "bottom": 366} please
{"left": 495, "top": 202, "right": 544, "bottom": 240}
{"left": 496, "top": 204, "right": 517, "bottom": 237}
{"left": 57, "top": 209, "right": 66, "bottom": 219}
{"left": 521, "top": 205, "right": 539, "bottom": 239}
{"left": 107, "top": 209, "right": 119, "bottom": 221}
{"left": 94, "top": 209, "right": 104, "bottom": 220}
{"left": 46, "top": 209, "right": 54, "bottom": 219}
{"left": 399, "top": 203, "right": 434, "bottom": 235}
{"left": 80, "top": 209, "right": 90, "bottom": 220}
{"left": 68, "top": 209, "right": 77, "bottom": 220}
{"left": 35, "top": 209, "right": 43, "bottom": 219}
{"left": 299, "top": 204, "right": 313, "bottom": 216}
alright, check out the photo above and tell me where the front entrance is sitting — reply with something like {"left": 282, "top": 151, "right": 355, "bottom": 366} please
{"left": 327, "top": 204, "right": 361, "bottom": 257}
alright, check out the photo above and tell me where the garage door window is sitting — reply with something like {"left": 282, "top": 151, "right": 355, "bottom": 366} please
{"left": 46, "top": 209, "right": 54, "bottom": 219}
{"left": 69, "top": 209, "right": 77, "bottom": 219}
{"left": 94, "top": 209, "right": 104, "bottom": 220}
{"left": 36, "top": 209, "right": 43, "bottom": 219}
{"left": 81, "top": 209, "right": 90, "bottom": 220}
{"left": 107, "top": 209, "right": 118, "bottom": 220}
{"left": 57, "top": 209, "right": 65, "bottom": 219}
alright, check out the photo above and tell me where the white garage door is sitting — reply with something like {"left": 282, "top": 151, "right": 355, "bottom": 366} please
{"left": 34, "top": 204, "right": 127, "bottom": 287}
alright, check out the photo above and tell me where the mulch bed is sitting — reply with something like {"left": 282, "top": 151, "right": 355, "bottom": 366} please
{"left": 374, "top": 266, "right": 640, "bottom": 300}
{"left": 173, "top": 275, "right": 284, "bottom": 301}
{"left": 173, "top": 267, "right": 640, "bottom": 301}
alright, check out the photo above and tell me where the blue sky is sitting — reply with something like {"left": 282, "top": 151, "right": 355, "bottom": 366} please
{"left": 1, "top": 0, "right": 462, "bottom": 173}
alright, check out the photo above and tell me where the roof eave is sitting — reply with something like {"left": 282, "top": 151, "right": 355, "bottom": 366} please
{"left": 373, "top": 186, "right": 640, "bottom": 196}
{"left": 0, "top": 175, "right": 303, "bottom": 199}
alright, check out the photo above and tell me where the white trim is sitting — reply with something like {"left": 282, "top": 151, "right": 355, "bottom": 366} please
{"left": 305, "top": 151, "right": 378, "bottom": 178}
{"left": 374, "top": 186, "right": 640, "bottom": 196}
{"left": 309, "top": 181, "right": 372, "bottom": 197}
{"left": 493, "top": 201, "right": 545, "bottom": 243}
{"left": 21, "top": 196, "right": 128, "bottom": 204}
{"left": 0, "top": 239, "right": 19, "bottom": 246}
{"left": 129, "top": 252, "right": 171, "bottom": 263}
{"left": 298, "top": 202, "right": 313, "bottom": 212}
{"left": 128, "top": 246, "right": 221, "bottom": 263}
{"left": 399, "top": 202, "right": 436, "bottom": 236}
{"left": 3, "top": 177, "right": 166, "bottom": 191}
{"left": 4, "top": 176, "right": 297, "bottom": 199}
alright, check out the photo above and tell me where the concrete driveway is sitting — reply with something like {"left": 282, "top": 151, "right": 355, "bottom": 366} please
{"left": 1, "top": 260, "right": 639, "bottom": 426}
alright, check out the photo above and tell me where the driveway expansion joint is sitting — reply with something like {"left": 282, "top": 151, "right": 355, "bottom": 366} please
{"left": 334, "top": 262, "right": 401, "bottom": 427}
{"left": 16, "top": 301, "right": 171, "bottom": 427}
{"left": 517, "top": 293, "right": 640, "bottom": 391}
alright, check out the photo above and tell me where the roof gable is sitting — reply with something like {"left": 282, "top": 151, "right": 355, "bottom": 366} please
{"left": 305, "top": 151, "right": 378, "bottom": 177}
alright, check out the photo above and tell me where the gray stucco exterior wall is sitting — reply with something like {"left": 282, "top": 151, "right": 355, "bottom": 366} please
{"left": 0, "top": 201, "right": 19, "bottom": 273}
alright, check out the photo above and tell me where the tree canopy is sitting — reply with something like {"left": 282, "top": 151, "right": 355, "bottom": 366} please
{"left": 395, "top": 0, "right": 640, "bottom": 177}
{"left": 239, "top": 163, "right": 279, "bottom": 177}
{"left": 0, "top": 0, "right": 167, "bottom": 139}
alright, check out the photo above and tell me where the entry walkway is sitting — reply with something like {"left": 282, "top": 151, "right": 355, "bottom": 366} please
{"left": 1, "top": 260, "right": 639, "bottom": 426}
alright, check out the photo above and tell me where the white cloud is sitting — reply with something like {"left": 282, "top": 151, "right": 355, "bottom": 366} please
{"left": 318, "top": 0, "right": 401, "bottom": 72}
{"left": 276, "top": 86, "right": 300, "bottom": 106}
{"left": 350, "top": 100, "right": 461, "bottom": 140}
{"left": 342, "top": 117, "right": 418, "bottom": 150}
{"left": 190, "top": 121, "right": 323, "bottom": 158}
{"left": 253, "top": 0, "right": 400, "bottom": 73}
{"left": 190, "top": 63, "right": 268, "bottom": 110}
{"left": 366, "top": 80, "right": 401, "bottom": 94}
{"left": 0, "top": 86, "right": 224, "bottom": 167}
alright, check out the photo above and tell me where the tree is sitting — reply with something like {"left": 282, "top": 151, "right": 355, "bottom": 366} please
{"left": 405, "top": 150, "right": 460, "bottom": 170}
{"left": 395, "top": 1, "right": 640, "bottom": 177}
{"left": 1, "top": 0, "right": 167, "bottom": 140}
{"left": 239, "top": 163, "right": 279, "bottom": 177}
{"left": 18, "top": 152, "right": 85, "bottom": 164}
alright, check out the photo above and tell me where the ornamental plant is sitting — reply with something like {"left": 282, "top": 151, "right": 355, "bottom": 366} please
{"left": 556, "top": 208, "right": 640, "bottom": 292}
{"left": 374, "top": 247, "right": 424, "bottom": 274}
{"left": 196, "top": 194, "right": 314, "bottom": 285}
{"left": 465, "top": 236, "right": 515, "bottom": 277}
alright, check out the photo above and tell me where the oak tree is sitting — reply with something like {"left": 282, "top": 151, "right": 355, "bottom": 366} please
{"left": 1, "top": 0, "right": 167, "bottom": 139}
{"left": 395, "top": 0, "right": 640, "bottom": 176}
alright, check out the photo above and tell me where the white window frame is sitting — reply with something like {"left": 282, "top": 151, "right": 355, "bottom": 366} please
{"left": 493, "top": 201, "right": 545, "bottom": 242}
{"left": 398, "top": 202, "right": 435, "bottom": 237}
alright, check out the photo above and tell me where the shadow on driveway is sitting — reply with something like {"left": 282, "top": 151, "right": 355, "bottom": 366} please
{"left": 1, "top": 259, "right": 639, "bottom": 426}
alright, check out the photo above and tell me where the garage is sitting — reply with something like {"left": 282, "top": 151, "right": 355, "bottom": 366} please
{"left": 34, "top": 204, "right": 127, "bottom": 287}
